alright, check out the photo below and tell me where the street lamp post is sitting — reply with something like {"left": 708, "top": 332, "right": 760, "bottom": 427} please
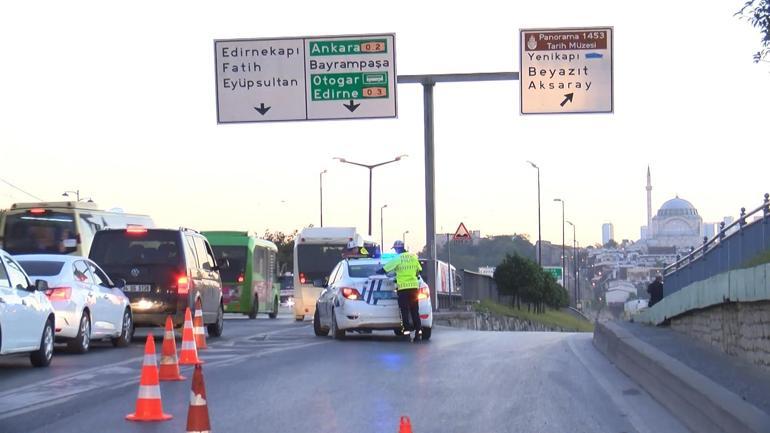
{"left": 567, "top": 220, "right": 577, "bottom": 306}
{"left": 334, "top": 155, "right": 407, "bottom": 235}
{"left": 527, "top": 161, "right": 542, "bottom": 266}
{"left": 402, "top": 230, "right": 409, "bottom": 244}
{"left": 380, "top": 204, "right": 388, "bottom": 248}
{"left": 554, "top": 198, "right": 567, "bottom": 303}
{"left": 62, "top": 190, "right": 81, "bottom": 202}
{"left": 319, "top": 170, "right": 327, "bottom": 227}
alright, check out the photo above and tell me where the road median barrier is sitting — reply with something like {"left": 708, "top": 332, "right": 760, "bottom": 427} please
{"left": 594, "top": 321, "right": 770, "bottom": 433}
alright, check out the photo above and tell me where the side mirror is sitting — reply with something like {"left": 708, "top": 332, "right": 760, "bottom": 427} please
{"left": 113, "top": 278, "right": 126, "bottom": 289}
{"left": 33, "top": 279, "right": 49, "bottom": 292}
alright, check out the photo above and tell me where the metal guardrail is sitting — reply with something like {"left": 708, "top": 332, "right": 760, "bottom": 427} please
{"left": 663, "top": 193, "right": 770, "bottom": 296}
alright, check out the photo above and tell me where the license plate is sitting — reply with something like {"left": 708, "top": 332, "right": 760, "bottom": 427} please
{"left": 373, "top": 291, "right": 397, "bottom": 300}
{"left": 124, "top": 284, "right": 152, "bottom": 292}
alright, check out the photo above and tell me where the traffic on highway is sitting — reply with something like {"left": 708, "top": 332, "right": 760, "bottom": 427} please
{"left": 3, "top": 1, "right": 768, "bottom": 432}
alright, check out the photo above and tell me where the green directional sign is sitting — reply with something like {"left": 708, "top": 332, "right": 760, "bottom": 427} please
{"left": 310, "top": 73, "right": 390, "bottom": 101}
{"left": 543, "top": 266, "right": 564, "bottom": 285}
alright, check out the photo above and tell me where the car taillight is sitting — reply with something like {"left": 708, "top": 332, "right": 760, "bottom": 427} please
{"left": 341, "top": 287, "right": 361, "bottom": 300}
{"left": 237, "top": 273, "right": 244, "bottom": 283}
{"left": 45, "top": 287, "right": 72, "bottom": 300}
{"left": 176, "top": 276, "right": 189, "bottom": 295}
{"left": 417, "top": 285, "right": 430, "bottom": 300}
{"left": 29, "top": 208, "right": 46, "bottom": 215}
{"left": 299, "top": 272, "right": 306, "bottom": 284}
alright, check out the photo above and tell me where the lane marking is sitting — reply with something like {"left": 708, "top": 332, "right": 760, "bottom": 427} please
{"left": 0, "top": 325, "right": 319, "bottom": 421}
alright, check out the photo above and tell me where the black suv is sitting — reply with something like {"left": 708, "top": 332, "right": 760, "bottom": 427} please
{"left": 89, "top": 227, "right": 224, "bottom": 336}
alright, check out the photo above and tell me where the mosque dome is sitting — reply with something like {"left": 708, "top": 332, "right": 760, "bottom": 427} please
{"left": 657, "top": 196, "right": 699, "bottom": 217}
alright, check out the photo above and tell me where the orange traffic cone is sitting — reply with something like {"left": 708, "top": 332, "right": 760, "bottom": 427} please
{"left": 179, "top": 308, "right": 204, "bottom": 365}
{"left": 158, "top": 316, "right": 185, "bottom": 381}
{"left": 186, "top": 364, "right": 212, "bottom": 433}
{"left": 194, "top": 299, "right": 208, "bottom": 350}
{"left": 398, "top": 416, "right": 413, "bottom": 433}
{"left": 126, "top": 333, "right": 173, "bottom": 422}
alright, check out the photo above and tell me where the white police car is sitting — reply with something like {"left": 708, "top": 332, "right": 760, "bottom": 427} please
{"left": 313, "top": 253, "right": 433, "bottom": 340}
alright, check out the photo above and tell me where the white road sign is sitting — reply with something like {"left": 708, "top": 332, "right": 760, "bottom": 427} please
{"left": 214, "top": 34, "right": 397, "bottom": 123}
{"left": 520, "top": 27, "right": 613, "bottom": 115}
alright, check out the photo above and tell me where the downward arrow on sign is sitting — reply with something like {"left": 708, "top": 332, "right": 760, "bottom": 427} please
{"left": 343, "top": 100, "right": 360, "bottom": 112}
{"left": 254, "top": 103, "right": 271, "bottom": 115}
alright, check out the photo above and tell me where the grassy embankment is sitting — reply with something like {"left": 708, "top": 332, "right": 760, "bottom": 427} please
{"left": 473, "top": 299, "right": 594, "bottom": 332}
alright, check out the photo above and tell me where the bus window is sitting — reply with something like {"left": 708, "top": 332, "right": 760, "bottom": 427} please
{"left": 3, "top": 211, "right": 78, "bottom": 255}
{"left": 211, "top": 246, "right": 247, "bottom": 283}
{"left": 296, "top": 244, "right": 345, "bottom": 283}
{"left": 254, "top": 246, "right": 267, "bottom": 277}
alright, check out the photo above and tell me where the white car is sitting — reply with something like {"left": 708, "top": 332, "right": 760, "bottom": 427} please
{"left": 0, "top": 249, "right": 55, "bottom": 367}
{"left": 15, "top": 254, "right": 133, "bottom": 353}
{"left": 313, "top": 256, "right": 433, "bottom": 340}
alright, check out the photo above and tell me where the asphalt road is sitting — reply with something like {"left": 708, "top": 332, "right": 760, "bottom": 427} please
{"left": 0, "top": 312, "right": 690, "bottom": 433}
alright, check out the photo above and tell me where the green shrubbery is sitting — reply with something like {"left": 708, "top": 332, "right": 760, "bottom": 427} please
{"left": 493, "top": 253, "right": 569, "bottom": 313}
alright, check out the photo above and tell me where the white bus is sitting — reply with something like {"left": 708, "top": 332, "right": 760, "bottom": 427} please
{"left": 293, "top": 227, "right": 372, "bottom": 321}
{"left": 0, "top": 201, "right": 154, "bottom": 257}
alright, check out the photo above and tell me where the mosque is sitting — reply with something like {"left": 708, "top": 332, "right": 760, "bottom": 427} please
{"left": 639, "top": 167, "right": 703, "bottom": 251}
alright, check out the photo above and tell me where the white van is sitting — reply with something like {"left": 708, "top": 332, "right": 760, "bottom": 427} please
{"left": 293, "top": 227, "right": 371, "bottom": 321}
{"left": 0, "top": 201, "right": 154, "bottom": 257}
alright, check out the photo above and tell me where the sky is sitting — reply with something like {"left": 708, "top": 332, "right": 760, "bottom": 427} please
{"left": 2, "top": 0, "right": 769, "bottom": 251}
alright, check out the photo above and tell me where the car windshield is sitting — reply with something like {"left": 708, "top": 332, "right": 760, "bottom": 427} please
{"left": 89, "top": 230, "right": 181, "bottom": 266}
{"left": 3, "top": 211, "right": 78, "bottom": 255}
{"left": 347, "top": 262, "right": 382, "bottom": 278}
{"left": 17, "top": 260, "right": 65, "bottom": 277}
{"left": 211, "top": 245, "right": 247, "bottom": 282}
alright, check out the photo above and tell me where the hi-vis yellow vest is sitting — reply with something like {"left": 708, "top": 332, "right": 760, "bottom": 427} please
{"left": 383, "top": 252, "right": 422, "bottom": 290}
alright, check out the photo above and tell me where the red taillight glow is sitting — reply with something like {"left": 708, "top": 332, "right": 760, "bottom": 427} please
{"left": 45, "top": 287, "right": 72, "bottom": 300}
{"left": 126, "top": 226, "right": 147, "bottom": 235}
{"left": 237, "top": 273, "right": 245, "bottom": 283}
{"left": 299, "top": 273, "right": 306, "bottom": 284}
{"left": 176, "top": 276, "right": 189, "bottom": 295}
{"left": 341, "top": 287, "right": 361, "bottom": 300}
{"left": 29, "top": 208, "right": 46, "bottom": 215}
{"left": 420, "top": 314, "right": 430, "bottom": 319}
{"left": 417, "top": 285, "right": 430, "bottom": 300}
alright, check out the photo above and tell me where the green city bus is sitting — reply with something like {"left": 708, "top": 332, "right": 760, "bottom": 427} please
{"left": 202, "top": 231, "right": 280, "bottom": 319}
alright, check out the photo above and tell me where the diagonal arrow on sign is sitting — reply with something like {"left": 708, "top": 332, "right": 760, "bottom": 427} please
{"left": 254, "top": 103, "right": 271, "bottom": 115}
{"left": 343, "top": 100, "right": 360, "bottom": 112}
{"left": 560, "top": 93, "right": 574, "bottom": 107}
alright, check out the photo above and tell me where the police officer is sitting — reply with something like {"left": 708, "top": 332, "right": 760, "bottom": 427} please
{"left": 381, "top": 240, "right": 423, "bottom": 341}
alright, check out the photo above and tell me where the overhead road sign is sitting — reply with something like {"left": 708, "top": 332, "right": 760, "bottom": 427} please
{"left": 453, "top": 223, "right": 472, "bottom": 241}
{"left": 520, "top": 27, "right": 613, "bottom": 115}
{"left": 214, "top": 34, "right": 397, "bottom": 123}
{"left": 543, "top": 266, "right": 564, "bottom": 286}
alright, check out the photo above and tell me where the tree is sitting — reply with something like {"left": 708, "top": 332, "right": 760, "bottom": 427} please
{"left": 603, "top": 239, "right": 618, "bottom": 249}
{"left": 494, "top": 253, "right": 569, "bottom": 313}
{"left": 737, "top": 0, "right": 770, "bottom": 63}
{"left": 262, "top": 230, "right": 297, "bottom": 274}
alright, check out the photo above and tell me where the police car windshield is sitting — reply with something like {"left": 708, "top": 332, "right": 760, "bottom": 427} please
{"left": 347, "top": 262, "right": 382, "bottom": 278}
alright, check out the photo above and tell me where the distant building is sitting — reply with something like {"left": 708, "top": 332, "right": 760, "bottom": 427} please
{"left": 478, "top": 266, "right": 495, "bottom": 277}
{"left": 640, "top": 226, "right": 649, "bottom": 240}
{"left": 702, "top": 222, "right": 717, "bottom": 240}
{"left": 723, "top": 216, "right": 737, "bottom": 236}
{"left": 602, "top": 223, "right": 614, "bottom": 245}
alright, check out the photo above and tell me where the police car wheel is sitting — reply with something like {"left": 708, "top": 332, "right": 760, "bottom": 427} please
{"left": 331, "top": 310, "right": 345, "bottom": 340}
{"left": 313, "top": 308, "right": 329, "bottom": 337}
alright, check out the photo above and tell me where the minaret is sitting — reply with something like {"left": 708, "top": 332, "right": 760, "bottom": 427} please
{"left": 646, "top": 165, "right": 652, "bottom": 232}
